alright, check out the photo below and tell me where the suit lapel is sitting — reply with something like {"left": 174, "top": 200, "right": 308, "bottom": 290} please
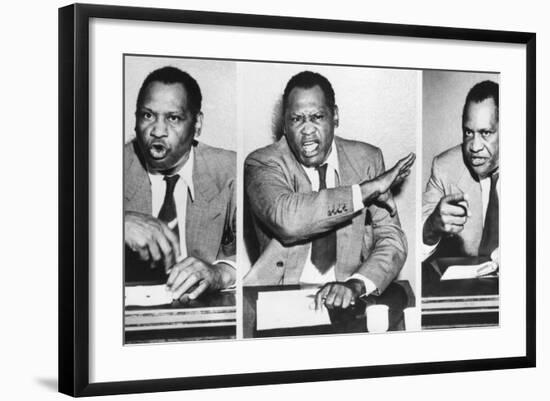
{"left": 124, "top": 143, "right": 152, "bottom": 214}
{"left": 335, "top": 138, "right": 363, "bottom": 279}
{"left": 336, "top": 138, "right": 363, "bottom": 186}
{"left": 186, "top": 144, "right": 224, "bottom": 260}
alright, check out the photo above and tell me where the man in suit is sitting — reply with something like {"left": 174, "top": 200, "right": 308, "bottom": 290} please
{"left": 125, "top": 66, "right": 236, "bottom": 301}
{"left": 422, "top": 80, "right": 499, "bottom": 260}
{"left": 244, "top": 70, "right": 415, "bottom": 309}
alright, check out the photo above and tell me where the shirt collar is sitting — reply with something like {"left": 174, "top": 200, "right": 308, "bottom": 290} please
{"left": 147, "top": 148, "right": 195, "bottom": 201}
{"left": 324, "top": 142, "right": 339, "bottom": 176}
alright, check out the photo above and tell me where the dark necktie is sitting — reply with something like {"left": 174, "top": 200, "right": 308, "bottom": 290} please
{"left": 478, "top": 172, "right": 499, "bottom": 256}
{"left": 157, "top": 174, "right": 180, "bottom": 239}
{"left": 310, "top": 164, "right": 337, "bottom": 273}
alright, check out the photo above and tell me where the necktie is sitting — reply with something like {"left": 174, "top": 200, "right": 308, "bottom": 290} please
{"left": 310, "top": 164, "right": 337, "bottom": 273}
{"left": 158, "top": 174, "right": 180, "bottom": 239}
{"left": 478, "top": 172, "right": 499, "bottom": 256}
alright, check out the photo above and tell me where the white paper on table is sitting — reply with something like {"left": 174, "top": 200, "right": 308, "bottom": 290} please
{"left": 125, "top": 285, "right": 173, "bottom": 306}
{"left": 440, "top": 261, "right": 498, "bottom": 281}
{"left": 256, "top": 288, "right": 330, "bottom": 330}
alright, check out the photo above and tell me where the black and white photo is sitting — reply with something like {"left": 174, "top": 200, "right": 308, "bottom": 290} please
{"left": 57, "top": 4, "right": 535, "bottom": 394}
{"left": 123, "top": 57, "right": 237, "bottom": 343}
{"left": 421, "top": 71, "right": 500, "bottom": 329}
{"left": 240, "top": 64, "right": 418, "bottom": 338}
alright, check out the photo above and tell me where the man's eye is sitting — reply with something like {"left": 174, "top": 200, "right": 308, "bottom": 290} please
{"left": 464, "top": 130, "right": 474, "bottom": 137}
{"left": 142, "top": 112, "right": 153, "bottom": 120}
{"left": 481, "top": 130, "right": 493, "bottom": 138}
{"left": 312, "top": 114, "right": 324, "bottom": 122}
{"left": 290, "top": 116, "right": 302, "bottom": 123}
{"left": 168, "top": 115, "right": 181, "bottom": 123}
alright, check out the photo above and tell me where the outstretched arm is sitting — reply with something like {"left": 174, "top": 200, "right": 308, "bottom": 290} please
{"left": 245, "top": 156, "right": 357, "bottom": 244}
{"left": 245, "top": 152, "right": 414, "bottom": 245}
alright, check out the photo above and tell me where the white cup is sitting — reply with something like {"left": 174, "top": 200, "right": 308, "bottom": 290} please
{"left": 403, "top": 307, "right": 421, "bottom": 331}
{"left": 366, "top": 304, "right": 389, "bottom": 333}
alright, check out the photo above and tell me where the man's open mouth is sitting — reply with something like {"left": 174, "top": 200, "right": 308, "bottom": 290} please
{"left": 302, "top": 140, "right": 320, "bottom": 157}
{"left": 470, "top": 156, "right": 488, "bottom": 166}
{"left": 148, "top": 143, "right": 169, "bottom": 160}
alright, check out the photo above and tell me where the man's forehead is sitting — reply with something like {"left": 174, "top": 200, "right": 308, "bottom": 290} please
{"left": 142, "top": 81, "right": 187, "bottom": 101}
{"left": 465, "top": 97, "right": 498, "bottom": 112}
{"left": 287, "top": 87, "right": 331, "bottom": 110}
{"left": 464, "top": 99, "right": 498, "bottom": 120}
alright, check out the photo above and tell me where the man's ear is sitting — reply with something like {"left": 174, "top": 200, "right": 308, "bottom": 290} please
{"left": 134, "top": 113, "right": 139, "bottom": 137}
{"left": 194, "top": 112, "right": 204, "bottom": 138}
{"left": 333, "top": 105, "right": 339, "bottom": 128}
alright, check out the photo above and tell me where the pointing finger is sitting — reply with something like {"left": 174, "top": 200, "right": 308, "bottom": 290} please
{"left": 160, "top": 222, "right": 181, "bottom": 261}
{"left": 147, "top": 240, "right": 162, "bottom": 267}
{"left": 448, "top": 186, "right": 470, "bottom": 215}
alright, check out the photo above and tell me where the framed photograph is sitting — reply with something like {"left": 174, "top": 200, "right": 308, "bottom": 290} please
{"left": 59, "top": 2, "right": 535, "bottom": 397}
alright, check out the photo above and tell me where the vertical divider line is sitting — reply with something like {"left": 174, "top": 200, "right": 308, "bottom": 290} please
{"left": 235, "top": 61, "right": 245, "bottom": 340}
{"left": 415, "top": 70, "right": 424, "bottom": 324}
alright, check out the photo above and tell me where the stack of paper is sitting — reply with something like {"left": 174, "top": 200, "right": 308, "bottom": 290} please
{"left": 125, "top": 285, "right": 173, "bottom": 306}
{"left": 441, "top": 261, "right": 498, "bottom": 281}
{"left": 256, "top": 288, "right": 330, "bottom": 330}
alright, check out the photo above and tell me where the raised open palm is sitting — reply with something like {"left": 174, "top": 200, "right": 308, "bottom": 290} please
{"left": 373, "top": 152, "right": 415, "bottom": 216}
{"left": 377, "top": 152, "right": 415, "bottom": 194}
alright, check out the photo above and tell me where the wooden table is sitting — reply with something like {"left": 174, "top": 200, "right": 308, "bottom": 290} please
{"left": 421, "top": 257, "right": 499, "bottom": 329}
{"left": 243, "top": 281, "right": 415, "bottom": 338}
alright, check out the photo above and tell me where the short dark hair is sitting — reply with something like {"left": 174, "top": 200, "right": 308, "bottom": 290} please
{"left": 462, "top": 80, "right": 499, "bottom": 124}
{"left": 136, "top": 66, "right": 202, "bottom": 116}
{"left": 282, "top": 71, "right": 336, "bottom": 114}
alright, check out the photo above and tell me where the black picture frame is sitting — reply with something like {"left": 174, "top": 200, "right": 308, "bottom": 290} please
{"left": 59, "top": 3, "right": 536, "bottom": 397}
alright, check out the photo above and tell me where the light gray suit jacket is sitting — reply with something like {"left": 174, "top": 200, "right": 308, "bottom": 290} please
{"left": 423, "top": 144, "right": 484, "bottom": 256}
{"left": 124, "top": 141, "right": 237, "bottom": 266}
{"left": 244, "top": 135, "right": 407, "bottom": 292}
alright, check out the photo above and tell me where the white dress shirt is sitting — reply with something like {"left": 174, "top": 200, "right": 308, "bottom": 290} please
{"left": 149, "top": 149, "right": 195, "bottom": 258}
{"left": 298, "top": 143, "right": 377, "bottom": 296}
{"left": 422, "top": 173, "right": 500, "bottom": 260}
{"left": 148, "top": 149, "right": 234, "bottom": 270}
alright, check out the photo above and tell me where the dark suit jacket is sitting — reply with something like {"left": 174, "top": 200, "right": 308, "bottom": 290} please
{"left": 243, "top": 135, "right": 407, "bottom": 293}
{"left": 423, "top": 144, "right": 484, "bottom": 257}
{"left": 124, "top": 140, "right": 236, "bottom": 282}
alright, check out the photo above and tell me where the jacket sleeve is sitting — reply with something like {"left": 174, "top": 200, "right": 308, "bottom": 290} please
{"left": 244, "top": 154, "right": 359, "bottom": 245}
{"left": 355, "top": 148, "right": 408, "bottom": 293}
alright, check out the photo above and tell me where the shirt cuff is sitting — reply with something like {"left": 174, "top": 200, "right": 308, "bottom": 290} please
{"left": 212, "top": 259, "right": 236, "bottom": 289}
{"left": 351, "top": 184, "right": 364, "bottom": 212}
{"left": 213, "top": 259, "right": 236, "bottom": 270}
{"left": 347, "top": 273, "right": 378, "bottom": 297}
{"left": 422, "top": 241, "right": 439, "bottom": 261}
